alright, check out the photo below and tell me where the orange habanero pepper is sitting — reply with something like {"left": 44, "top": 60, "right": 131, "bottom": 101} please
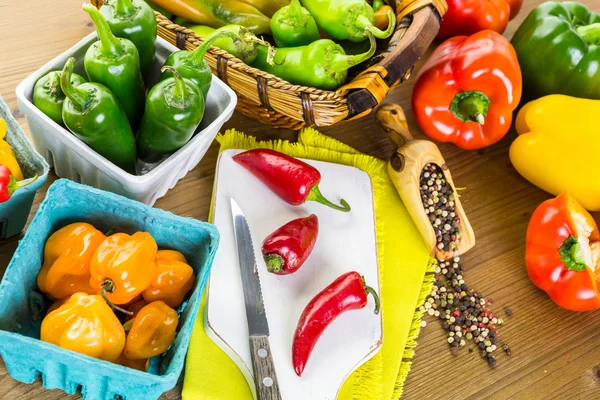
{"left": 41, "top": 293, "right": 125, "bottom": 362}
{"left": 124, "top": 301, "right": 178, "bottom": 360}
{"left": 116, "top": 352, "right": 149, "bottom": 372}
{"left": 142, "top": 250, "right": 196, "bottom": 308}
{"left": 37, "top": 223, "right": 105, "bottom": 299}
{"left": 90, "top": 232, "right": 158, "bottom": 305}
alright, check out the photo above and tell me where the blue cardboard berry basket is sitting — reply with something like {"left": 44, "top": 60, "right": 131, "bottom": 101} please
{"left": 0, "top": 179, "right": 220, "bottom": 400}
{"left": 0, "top": 92, "right": 49, "bottom": 239}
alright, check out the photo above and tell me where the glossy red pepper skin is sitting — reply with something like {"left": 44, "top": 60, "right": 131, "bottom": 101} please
{"left": 233, "top": 149, "right": 350, "bottom": 212}
{"left": 262, "top": 215, "right": 319, "bottom": 275}
{"left": 526, "top": 192, "right": 600, "bottom": 311}
{"left": 437, "top": 0, "right": 522, "bottom": 38}
{"left": 0, "top": 165, "right": 37, "bottom": 203}
{"left": 412, "top": 30, "right": 522, "bottom": 150}
{"left": 292, "top": 271, "right": 379, "bottom": 376}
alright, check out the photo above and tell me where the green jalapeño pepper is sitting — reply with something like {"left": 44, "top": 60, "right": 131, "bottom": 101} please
{"left": 100, "top": 0, "right": 158, "bottom": 81}
{"left": 301, "top": 0, "right": 395, "bottom": 42}
{"left": 251, "top": 29, "right": 376, "bottom": 90}
{"left": 137, "top": 66, "right": 205, "bottom": 163}
{"left": 271, "top": 0, "right": 320, "bottom": 47}
{"left": 33, "top": 71, "right": 86, "bottom": 126}
{"left": 512, "top": 2, "right": 600, "bottom": 100}
{"left": 205, "top": 25, "right": 273, "bottom": 64}
{"left": 60, "top": 58, "right": 137, "bottom": 173}
{"left": 83, "top": 3, "right": 146, "bottom": 128}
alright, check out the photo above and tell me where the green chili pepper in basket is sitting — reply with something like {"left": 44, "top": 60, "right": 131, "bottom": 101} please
{"left": 302, "top": 0, "right": 395, "bottom": 42}
{"left": 372, "top": 0, "right": 385, "bottom": 12}
{"left": 83, "top": 3, "right": 146, "bottom": 128}
{"left": 33, "top": 71, "right": 86, "bottom": 126}
{"left": 270, "top": 0, "right": 320, "bottom": 47}
{"left": 60, "top": 58, "right": 137, "bottom": 174}
{"left": 207, "top": 25, "right": 274, "bottom": 64}
{"left": 137, "top": 66, "right": 205, "bottom": 163}
{"left": 100, "top": 0, "right": 158, "bottom": 81}
{"left": 251, "top": 29, "right": 376, "bottom": 90}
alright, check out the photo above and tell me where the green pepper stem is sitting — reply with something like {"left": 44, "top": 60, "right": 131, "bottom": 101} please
{"left": 83, "top": 3, "right": 124, "bottom": 57}
{"left": 60, "top": 58, "right": 92, "bottom": 110}
{"left": 100, "top": 279, "right": 134, "bottom": 315}
{"left": 306, "top": 184, "right": 351, "bottom": 212}
{"left": 356, "top": 9, "right": 396, "bottom": 39}
{"left": 242, "top": 33, "right": 276, "bottom": 66}
{"left": 361, "top": 276, "right": 381, "bottom": 315}
{"left": 189, "top": 31, "right": 240, "bottom": 66}
{"left": 115, "top": 0, "right": 137, "bottom": 17}
{"left": 288, "top": 0, "right": 303, "bottom": 19}
{"left": 450, "top": 90, "right": 490, "bottom": 124}
{"left": 576, "top": 23, "right": 600, "bottom": 46}
{"left": 48, "top": 72, "right": 62, "bottom": 99}
{"left": 329, "top": 29, "right": 377, "bottom": 73}
{"left": 265, "top": 254, "right": 285, "bottom": 273}
{"left": 7, "top": 175, "right": 38, "bottom": 196}
{"left": 559, "top": 235, "right": 588, "bottom": 271}
{"left": 160, "top": 66, "right": 188, "bottom": 106}
{"left": 123, "top": 319, "right": 134, "bottom": 332}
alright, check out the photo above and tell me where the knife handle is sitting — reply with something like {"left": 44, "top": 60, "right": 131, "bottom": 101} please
{"left": 249, "top": 335, "right": 282, "bottom": 400}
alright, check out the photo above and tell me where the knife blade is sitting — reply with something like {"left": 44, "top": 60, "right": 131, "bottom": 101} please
{"left": 230, "top": 198, "right": 282, "bottom": 400}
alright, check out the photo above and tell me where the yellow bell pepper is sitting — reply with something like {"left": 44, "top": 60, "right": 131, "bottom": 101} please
{"left": 0, "top": 119, "right": 24, "bottom": 181}
{"left": 510, "top": 95, "right": 600, "bottom": 211}
{"left": 41, "top": 292, "right": 126, "bottom": 362}
{"left": 37, "top": 223, "right": 105, "bottom": 299}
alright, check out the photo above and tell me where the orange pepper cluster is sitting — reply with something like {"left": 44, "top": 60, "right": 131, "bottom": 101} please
{"left": 36, "top": 223, "right": 196, "bottom": 370}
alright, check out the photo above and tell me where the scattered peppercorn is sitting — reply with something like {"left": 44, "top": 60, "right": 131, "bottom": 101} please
{"left": 505, "top": 308, "right": 512, "bottom": 317}
{"left": 419, "top": 163, "right": 461, "bottom": 252}
{"left": 422, "top": 257, "right": 510, "bottom": 367}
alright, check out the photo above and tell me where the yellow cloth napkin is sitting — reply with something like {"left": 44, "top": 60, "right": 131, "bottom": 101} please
{"left": 182, "top": 129, "right": 436, "bottom": 400}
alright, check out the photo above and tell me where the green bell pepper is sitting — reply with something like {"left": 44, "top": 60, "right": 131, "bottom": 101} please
{"left": 33, "top": 71, "right": 86, "bottom": 126}
{"left": 100, "top": 0, "right": 158, "bottom": 81}
{"left": 137, "top": 66, "right": 205, "bottom": 163}
{"left": 512, "top": 1, "right": 600, "bottom": 100}
{"left": 83, "top": 3, "right": 146, "bottom": 128}
{"left": 251, "top": 30, "right": 376, "bottom": 90}
{"left": 60, "top": 58, "right": 137, "bottom": 174}
{"left": 270, "top": 0, "right": 320, "bottom": 47}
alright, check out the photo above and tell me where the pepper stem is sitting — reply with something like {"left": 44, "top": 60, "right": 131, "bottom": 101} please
{"left": 189, "top": 31, "right": 241, "bottom": 66}
{"left": 288, "top": 0, "right": 303, "bottom": 19}
{"left": 356, "top": 9, "right": 396, "bottom": 39}
{"left": 265, "top": 254, "right": 285, "bottom": 273}
{"left": 242, "top": 33, "right": 276, "bottom": 66}
{"left": 83, "top": 3, "right": 124, "bottom": 57}
{"left": 48, "top": 72, "right": 62, "bottom": 99}
{"left": 60, "top": 58, "right": 92, "bottom": 111}
{"left": 160, "top": 66, "right": 188, "bottom": 107}
{"left": 576, "top": 23, "right": 600, "bottom": 46}
{"left": 7, "top": 175, "right": 38, "bottom": 196}
{"left": 450, "top": 90, "right": 490, "bottom": 124}
{"left": 362, "top": 276, "right": 381, "bottom": 315}
{"left": 123, "top": 319, "right": 134, "bottom": 332}
{"left": 115, "top": 0, "right": 137, "bottom": 17}
{"left": 100, "top": 279, "right": 133, "bottom": 315}
{"left": 329, "top": 29, "right": 377, "bottom": 73}
{"left": 306, "top": 184, "right": 351, "bottom": 212}
{"left": 559, "top": 235, "right": 588, "bottom": 271}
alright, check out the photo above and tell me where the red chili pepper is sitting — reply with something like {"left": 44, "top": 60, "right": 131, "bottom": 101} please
{"left": 233, "top": 149, "right": 351, "bottom": 212}
{"left": 292, "top": 271, "right": 380, "bottom": 376}
{"left": 0, "top": 165, "right": 37, "bottom": 203}
{"left": 262, "top": 214, "right": 319, "bottom": 275}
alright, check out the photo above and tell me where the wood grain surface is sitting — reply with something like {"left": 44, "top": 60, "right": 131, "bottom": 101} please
{"left": 1, "top": 0, "right": 600, "bottom": 399}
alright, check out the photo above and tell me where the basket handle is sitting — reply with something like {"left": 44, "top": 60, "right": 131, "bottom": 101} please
{"left": 345, "top": 0, "right": 446, "bottom": 119}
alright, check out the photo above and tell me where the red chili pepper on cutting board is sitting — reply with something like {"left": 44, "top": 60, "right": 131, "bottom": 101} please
{"left": 292, "top": 271, "right": 380, "bottom": 376}
{"left": 262, "top": 214, "right": 319, "bottom": 275}
{"left": 233, "top": 149, "right": 351, "bottom": 212}
{"left": 0, "top": 165, "right": 37, "bottom": 203}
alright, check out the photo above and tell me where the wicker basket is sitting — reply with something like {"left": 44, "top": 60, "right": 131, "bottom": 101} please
{"left": 156, "top": 0, "right": 447, "bottom": 129}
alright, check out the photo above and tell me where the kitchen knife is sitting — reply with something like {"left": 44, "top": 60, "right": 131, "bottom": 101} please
{"left": 230, "top": 198, "right": 282, "bottom": 400}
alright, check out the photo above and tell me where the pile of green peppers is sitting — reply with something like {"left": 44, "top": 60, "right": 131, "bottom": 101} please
{"left": 168, "top": 0, "right": 396, "bottom": 90}
{"left": 32, "top": 0, "right": 221, "bottom": 173}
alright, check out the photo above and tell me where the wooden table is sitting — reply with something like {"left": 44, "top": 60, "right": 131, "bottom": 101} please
{"left": 2, "top": 1, "right": 600, "bottom": 399}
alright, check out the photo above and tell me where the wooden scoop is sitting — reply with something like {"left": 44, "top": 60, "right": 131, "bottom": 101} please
{"left": 375, "top": 103, "right": 475, "bottom": 260}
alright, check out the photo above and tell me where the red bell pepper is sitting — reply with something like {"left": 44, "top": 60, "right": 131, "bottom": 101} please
{"left": 233, "top": 149, "right": 351, "bottom": 212}
{"left": 262, "top": 214, "right": 319, "bottom": 275}
{"left": 412, "top": 30, "right": 522, "bottom": 150}
{"left": 437, "top": 0, "right": 522, "bottom": 38}
{"left": 292, "top": 271, "right": 380, "bottom": 376}
{"left": 0, "top": 165, "right": 37, "bottom": 203}
{"left": 526, "top": 192, "right": 600, "bottom": 311}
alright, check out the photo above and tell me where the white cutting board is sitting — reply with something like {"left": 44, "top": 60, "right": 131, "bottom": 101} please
{"left": 206, "top": 149, "right": 382, "bottom": 400}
